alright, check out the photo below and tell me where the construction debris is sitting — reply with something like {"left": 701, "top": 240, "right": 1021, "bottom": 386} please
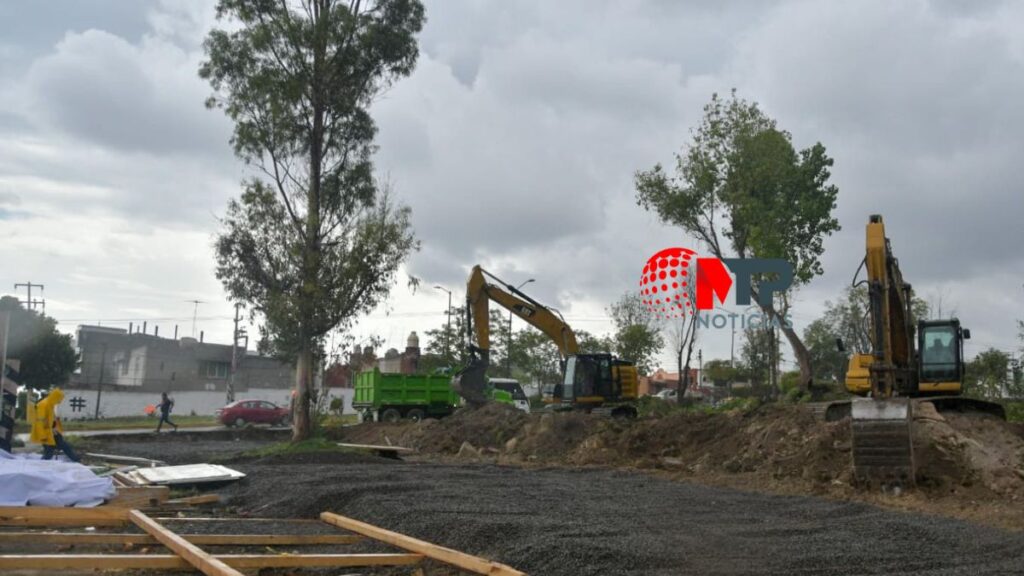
{"left": 118, "top": 463, "right": 245, "bottom": 487}
{"left": 0, "top": 506, "right": 527, "bottom": 575}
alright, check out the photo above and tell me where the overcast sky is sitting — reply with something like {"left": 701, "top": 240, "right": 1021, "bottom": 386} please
{"left": 1, "top": 0, "right": 1022, "bottom": 370}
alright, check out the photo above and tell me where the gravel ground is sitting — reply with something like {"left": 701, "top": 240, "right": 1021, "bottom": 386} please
{"left": 78, "top": 435, "right": 1024, "bottom": 576}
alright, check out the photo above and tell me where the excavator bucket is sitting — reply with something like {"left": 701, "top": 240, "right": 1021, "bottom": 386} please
{"left": 851, "top": 398, "right": 915, "bottom": 487}
{"left": 452, "top": 351, "right": 490, "bottom": 407}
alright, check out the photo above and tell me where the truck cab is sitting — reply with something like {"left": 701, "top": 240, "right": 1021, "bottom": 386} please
{"left": 488, "top": 378, "right": 530, "bottom": 413}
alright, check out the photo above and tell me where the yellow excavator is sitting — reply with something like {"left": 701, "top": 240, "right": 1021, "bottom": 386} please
{"left": 833, "top": 215, "right": 1004, "bottom": 485}
{"left": 452, "top": 265, "right": 639, "bottom": 417}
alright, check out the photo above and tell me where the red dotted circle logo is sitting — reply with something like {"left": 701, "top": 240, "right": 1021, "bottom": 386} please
{"left": 639, "top": 247, "right": 696, "bottom": 319}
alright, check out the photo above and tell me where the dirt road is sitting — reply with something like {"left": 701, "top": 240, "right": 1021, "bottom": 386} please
{"left": 87, "top": 434, "right": 1024, "bottom": 576}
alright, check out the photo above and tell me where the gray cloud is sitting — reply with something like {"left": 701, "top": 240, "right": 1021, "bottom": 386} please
{"left": 1, "top": 0, "right": 1021, "bottom": 364}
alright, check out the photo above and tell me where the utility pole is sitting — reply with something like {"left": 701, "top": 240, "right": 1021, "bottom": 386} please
{"left": 14, "top": 282, "right": 45, "bottom": 312}
{"left": 434, "top": 286, "right": 453, "bottom": 364}
{"left": 698, "top": 349, "right": 703, "bottom": 387}
{"left": 228, "top": 303, "right": 244, "bottom": 404}
{"left": 185, "top": 300, "right": 204, "bottom": 337}
{"left": 94, "top": 344, "right": 106, "bottom": 419}
{"left": 507, "top": 279, "right": 535, "bottom": 377}
{"left": 730, "top": 328, "right": 736, "bottom": 368}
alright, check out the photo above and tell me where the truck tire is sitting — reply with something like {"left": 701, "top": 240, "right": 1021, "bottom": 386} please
{"left": 406, "top": 408, "right": 426, "bottom": 422}
{"left": 380, "top": 408, "right": 402, "bottom": 423}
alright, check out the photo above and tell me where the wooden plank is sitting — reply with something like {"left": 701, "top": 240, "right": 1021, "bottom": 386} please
{"left": 320, "top": 511, "right": 526, "bottom": 576}
{"left": 105, "top": 486, "right": 171, "bottom": 508}
{"left": 165, "top": 494, "right": 220, "bottom": 506}
{"left": 0, "top": 532, "right": 363, "bottom": 546}
{"left": 155, "top": 516, "right": 320, "bottom": 523}
{"left": 84, "top": 452, "right": 166, "bottom": 466}
{"left": 0, "top": 553, "right": 423, "bottom": 570}
{"left": 337, "top": 442, "right": 415, "bottom": 452}
{"left": 128, "top": 509, "right": 243, "bottom": 576}
{"left": 0, "top": 506, "right": 129, "bottom": 527}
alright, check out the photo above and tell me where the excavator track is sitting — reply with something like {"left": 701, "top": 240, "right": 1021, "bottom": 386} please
{"left": 850, "top": 398, "right": 915, "bottom": 487}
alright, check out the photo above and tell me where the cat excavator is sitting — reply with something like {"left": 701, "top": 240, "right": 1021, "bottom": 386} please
{"left": 833, "top": 215, "right": 1004, "bottom": 485}
{"left": 452, "top": 265, "right": 639, "bottom": 417}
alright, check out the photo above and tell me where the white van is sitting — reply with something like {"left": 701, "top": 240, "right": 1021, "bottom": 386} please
{"left": 488, "top": 378, "right": 531, "bottom": 413}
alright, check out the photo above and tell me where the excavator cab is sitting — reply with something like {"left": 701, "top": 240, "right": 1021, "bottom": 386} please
{"left": 560, "top": 354, "right": 613, "bottom": 402}
{"left": 555, "top": 354, "right": 638, "bottom": 415}
{"left": 917, "top": 320, "right": 967, "bottom": 392}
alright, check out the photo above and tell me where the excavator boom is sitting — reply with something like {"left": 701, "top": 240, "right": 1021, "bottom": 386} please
{"left": 452, "top": 266, "right": 578, "bottom": 406}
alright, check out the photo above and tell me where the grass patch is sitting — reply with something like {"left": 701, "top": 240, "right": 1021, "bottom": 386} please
{"left": 1004, "top": 401, "right": 1024, "bottom": 423}
{"left": 239, "top": 436, "right": 346, "bottom": 459}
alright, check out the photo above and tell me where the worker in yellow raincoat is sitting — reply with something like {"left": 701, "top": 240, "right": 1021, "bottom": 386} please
{"left": 29, "top": 388, "right": 80, "bottom": 462}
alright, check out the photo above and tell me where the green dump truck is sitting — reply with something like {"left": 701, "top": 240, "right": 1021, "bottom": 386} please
{"left": 353, "top": 369, "right": 529, "bottom": 422}
{"left": 354, "top": 369, "right": 460, "bottom": 422}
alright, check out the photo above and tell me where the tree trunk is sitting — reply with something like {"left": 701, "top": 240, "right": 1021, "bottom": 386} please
{"left": 754, "top": 289, "right": 813, "bottom": 393}
{"left": 292, "top": 346, "right": 314, "bottom": 441}
{"left": 675, "top": 344, "right": 684, "bottom": 404}
{"left": 778, "top": 322, "right": 812, "bottom": 391}
{"left": 294, "top": 4, "right": 326, "bottom": 443}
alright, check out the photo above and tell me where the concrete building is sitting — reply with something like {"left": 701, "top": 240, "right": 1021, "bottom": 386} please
{"left": 62, "top": 325, "right": 316, "bottom": 419}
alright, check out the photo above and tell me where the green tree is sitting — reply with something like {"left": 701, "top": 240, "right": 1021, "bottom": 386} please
{"left": 636, "top": 91, "right": 841, "bottom": 391}
{"left": 803, "top": 318, "right": 847, "bottom": 386}
{"left": 739, "top": 324, "right": 772, "bottom": 386}
{"left": 703, "top": 358, "right": 739, "bottom": 385}
{"left": 608, "top": 292, "right": 664, "bottom": 376}
{"left": 422, "top": 306, "right": 507, "bottom": 375}
{"left": 201, "top": 0, "right": 425, "bottom": 440}
{"left": 507, "top": 327, "right": 561, "bottom": 390}
{"left": 0, "top": 297, "right": 78, "bottom": 390}
{"left": 576, "top": 329, "right": 615, "bottom": 354}
{"left": 964, "top": 348, "right": 1011, "bottom": 399}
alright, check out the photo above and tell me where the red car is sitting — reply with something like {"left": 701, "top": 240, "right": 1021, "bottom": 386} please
{"left": 217, "top": 399, "right": 290, "bottom": 427}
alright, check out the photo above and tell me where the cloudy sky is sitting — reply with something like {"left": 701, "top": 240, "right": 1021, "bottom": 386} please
{"left": 1, "top": 0, "right": 1022, "bottom": 369}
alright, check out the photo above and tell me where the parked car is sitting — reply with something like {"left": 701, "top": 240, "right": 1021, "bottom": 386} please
{"left": 217, "top": 399, "right": 290, "bottom": 427}
{"left": 653, "top": 388, "right": 678, "bottom": 401}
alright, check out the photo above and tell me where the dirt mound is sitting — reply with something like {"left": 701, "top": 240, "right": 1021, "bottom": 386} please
{"left": 913, "top": 404, "right": 1024, "bottom": 495}
{"left": 341, "top": 401, "right": 1024, "bottom": 500}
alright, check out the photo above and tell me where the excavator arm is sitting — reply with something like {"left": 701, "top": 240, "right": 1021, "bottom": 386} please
{"left": 453, "top": 265, "right": 578, "bottom": 405}
{"left": 864, "top": 214, "right": 916, "bottom": 397}
{"left": 849, "top": 214, "right": 918, "bottom": 484}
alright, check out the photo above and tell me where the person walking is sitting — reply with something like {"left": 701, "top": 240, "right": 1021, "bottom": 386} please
{"left": 30, "top": 388, "right": 80, "bottom": 462}
{"left": 155, "top": 392, "right": 178, "bottom": 433}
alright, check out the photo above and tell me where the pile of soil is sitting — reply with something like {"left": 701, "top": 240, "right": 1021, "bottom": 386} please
{"left": 341, "top": 402, "right": 1024, "bottom": 502}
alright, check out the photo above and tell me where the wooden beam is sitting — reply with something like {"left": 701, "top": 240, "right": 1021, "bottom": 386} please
{"left": 154, "top": 516, "right": 319, "bottom": 523}
{"left": 128, "top": 510, "right": 243, "bottom": 576}
{"left": 105, "top": 486, "right": 171, "bottom": 508}
{"left": 0, "top": 553, "right": 423, "bottom": 570}
{"left": 0, "top": 506, "right": 128, "bottom": 527}
{"left": 165, "top": 494, "right": 221, "bottom": 506}
{"left": 0, "top": 532, "right": 363, "bottom": 546}
{"left": 320, "top": 512, "right": 526, "bottom": 576}
{"left": 84, "top": 452, "right": 166, "bottom": 466}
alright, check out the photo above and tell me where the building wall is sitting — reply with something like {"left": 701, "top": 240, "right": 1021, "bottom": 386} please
{"left": 56, "top": 386, "right": 355, "bottom": 420}
{"left": 74, "top": 325, "right": 293, "bottom": 393}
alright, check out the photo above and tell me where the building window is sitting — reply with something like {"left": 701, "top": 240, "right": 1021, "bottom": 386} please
{"left": 201, "top": 361, "right": 230, "bottom": 379}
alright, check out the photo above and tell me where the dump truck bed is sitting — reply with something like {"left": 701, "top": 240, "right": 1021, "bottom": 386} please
{"left": 352, "top": 369, "right": 459, "bottom": 418}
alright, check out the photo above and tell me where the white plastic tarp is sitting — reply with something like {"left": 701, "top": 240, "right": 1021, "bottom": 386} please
{"left": 0, "top": 451, "right": 115, "bottom": 507}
